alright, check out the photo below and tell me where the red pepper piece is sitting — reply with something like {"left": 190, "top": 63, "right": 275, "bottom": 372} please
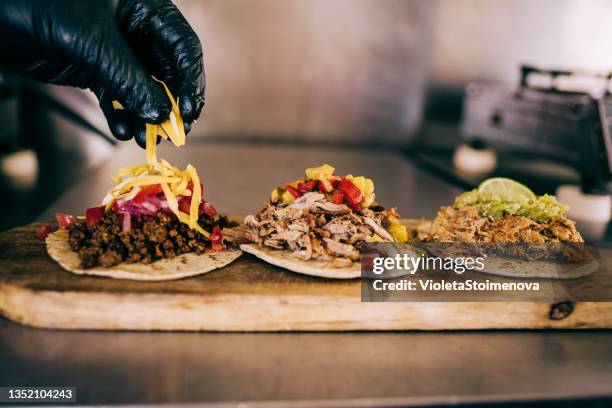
{"left": 199, "top": 200, "right": 218, "bottom": 217}
{"left": 56, "top": 212, "right": 76, "bottom": 230}
{"left": 298, "top": 179, "right": 318, "bottom": 193}
{"left": 186, "top": 181, "right": 205, "bottom": 196}
{"left": 210, "top": 226, "right": 225, "bottom": 251}
{"left": 330, "top": 191, "right": 345, "bottom": 204}
{"left": 317, "top": 176, "right": 339, "bottom": 194}
{"left": 178, "top": 197, "right": 191, "bottom": 214}
{"left": 85, "top": 206, "right": 104, "bottom": 229}
{"left": 36, "top": 223, "right": 55, "bottom": 240}
{"left": 284, "top": 184, "right": 301, "bottom": 198}
{"left": 317, "top": 180, "right": 332, "bottom": 193}
{"left": 133, "top": 184, "right": 163, "bottom": 203}
{"left": 337, "top": 178, "right": 364, "bottom": 211}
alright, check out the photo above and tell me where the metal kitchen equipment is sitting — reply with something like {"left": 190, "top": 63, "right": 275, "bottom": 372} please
{"left": 461, "top": 65, "right": 612, "bottom": 194}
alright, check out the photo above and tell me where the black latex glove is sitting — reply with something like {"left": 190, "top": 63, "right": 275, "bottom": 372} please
{"left": 0, "top": 0, "right": 204, "bottom": 147}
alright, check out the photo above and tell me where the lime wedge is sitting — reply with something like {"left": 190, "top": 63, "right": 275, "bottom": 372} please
{"left": 477, "top": 177, "right": 536, "bottom": 202}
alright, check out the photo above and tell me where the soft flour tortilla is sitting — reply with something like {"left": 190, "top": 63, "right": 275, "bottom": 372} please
{"left": 46, "top": 229, "right": 242, "bottom": 281}
{"left": 426, "top": 247, "right": 597, "bottom": 279}
{"left": 240, "top": 243, "right": 361, "bottom": 279}
{"left": 239, "top": 218, "right": 429, "bottom": 280}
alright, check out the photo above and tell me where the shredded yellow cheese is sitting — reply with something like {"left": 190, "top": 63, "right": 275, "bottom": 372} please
{"left": 152, "top": 76, "right": 186, "bottom": 146}
{"left": 113, "top": 77, "right": 186, "bottom": 166}
{"left": 104, "top": 162, "right": 210, "bottom": 238}
{"left": 145, "top": 123, "right": 158, "bottom": 164}
{"left": 106, "top": 80, "right": 209, "bottom": 237}
{"left": 186, "top": 164, "right": 201, "bottom": 229}
{"left": 160, "top": 182, "right": 179, "bottom": 212}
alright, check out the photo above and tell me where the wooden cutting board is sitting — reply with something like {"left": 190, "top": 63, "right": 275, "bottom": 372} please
{"left": 1, "top": 222, "right": 611, "bottom": 331}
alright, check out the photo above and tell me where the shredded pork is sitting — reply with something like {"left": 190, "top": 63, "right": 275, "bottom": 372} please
{"left": 225, "top": 192, "right": 397, "bottom": 266}
{"left": 428, "top": 205, "right": 583, "bottom": 243}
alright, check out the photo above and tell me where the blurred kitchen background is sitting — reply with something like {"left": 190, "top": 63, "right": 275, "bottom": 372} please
{"left": 1, "top": 0, "right": 611, "bottom": 235}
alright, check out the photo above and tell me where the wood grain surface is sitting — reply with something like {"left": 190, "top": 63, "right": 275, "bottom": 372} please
{"left": 1, "top": 222, "right": 612, "bottom": 331}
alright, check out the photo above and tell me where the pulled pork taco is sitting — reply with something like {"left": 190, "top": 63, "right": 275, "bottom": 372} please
{"left": 428, "top": 177, "right": 582, "bottom": 243}
{"left": 46, "top": 86, "right": 241, "bottom": 281}
{"left": 426, "top": 178, "right": 592, "bottom": 279}
{"left": 224, "top": 164, "right": 410, "bottom": 279}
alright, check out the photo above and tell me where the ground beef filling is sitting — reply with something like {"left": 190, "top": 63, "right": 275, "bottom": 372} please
{"left": 68, "top": 212, "right": 234, "bottom": 268}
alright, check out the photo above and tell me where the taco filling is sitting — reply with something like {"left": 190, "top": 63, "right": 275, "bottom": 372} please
{"left": 428, "top": 178, "right": 583, "bottom": 243}
{"left": 225, "top": 164, "right": 409, "bottom": 267}
{"left": 55, "top": 160, "right": 234, "bottom": 269}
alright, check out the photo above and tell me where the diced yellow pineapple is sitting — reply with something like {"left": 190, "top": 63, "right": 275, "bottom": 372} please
{"left": 306, "top": 164, "right": 335, "bottom": 180}
{"left": 361, "top": 193, "right": 375, "bottom": 208}
{"left": 363, "top": 179, "right": 374, "bottom": 195}
{"left": 286, "top": 179, "right": 302, "bottom": 188}
{"left": 367, "top": 234, "right": 385, "bottom": 242}
{"left": 270, "top": 188, "right": 280, "bottom": 203}
{"left": 389, "top": 223, "right": 408, "bottom": 242}
{"left": 348, "top": 176, "right": 375, "bottom": 196}
{"left": 281, "top": 190, "right": 295, "bottom": 204}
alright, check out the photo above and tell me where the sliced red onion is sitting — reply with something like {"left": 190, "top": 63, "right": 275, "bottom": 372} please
{"left": 116, "top": 201, "right": 155, "bottom": 215}
{"left": 121, "top": 213, "right": 131, "bottom": 232}
{"left": 141, "top": 201, "right": 158, "bottom": 213}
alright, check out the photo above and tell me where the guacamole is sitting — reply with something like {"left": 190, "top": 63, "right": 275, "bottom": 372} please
{"left": 454, "top": 190, "right": 569, "bottom": 222}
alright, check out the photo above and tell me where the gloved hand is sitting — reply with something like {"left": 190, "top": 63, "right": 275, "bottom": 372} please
{"left": 0, "top": 0, "right": 204, "bottom": 147}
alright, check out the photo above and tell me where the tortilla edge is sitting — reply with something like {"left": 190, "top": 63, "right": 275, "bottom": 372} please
{"left": 46, "top": 229, "right": 242, "bottom": 281}
{"left": 240, "top": 243, "right": 361, "bottom": 279}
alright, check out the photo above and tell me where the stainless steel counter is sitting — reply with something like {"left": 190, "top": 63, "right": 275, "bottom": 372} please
{"left": 3, "top": 141, "right": 612, "bottom": 406}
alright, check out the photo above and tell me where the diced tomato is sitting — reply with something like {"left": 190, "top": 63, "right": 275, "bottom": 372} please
{"left": 317, "top": 176, "right": 339, "bottom": 194}
{"left": 330, "top": 191, "right": 345, "bottom": 204}
{"left": 133, "top": 184, "right": 163, "bottom": 203}
{"left": 210, "top": 226, "right": 224, "bottom": 251}
{"left": 56, "top": 212, "right": 76, "bottom": 230}
{"left": 199, "top": 200, "right": 218, "bottom": 217}
{"left": 86, "top": 206, "right": 104, "bottom": 229}
{"left": 179, "top": 195, "right": 218, "bottom": 218}
{"left": 186, "top": 181, "right": 205, "bottom": 196}
{"left": 318, "top": 180, "right": 332, "bottom": 194}
{"left": 284, "top": 184, "right": 301, "bottom": 198}
{"left": 178, "top": 196, "right": 191, "bottom": 214}
{"left": 337, "top": 178, "right": 364, "bottom": 211}
{"left": 36, "top": 223, "right": 55, "bottom": 240}
{"left": 298, "top": 179, "right": 318, "bottom": 193}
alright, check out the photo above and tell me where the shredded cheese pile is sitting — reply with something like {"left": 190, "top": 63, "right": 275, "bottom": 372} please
{"left": 107, "top": 79, "right": 209, "bottom": 237}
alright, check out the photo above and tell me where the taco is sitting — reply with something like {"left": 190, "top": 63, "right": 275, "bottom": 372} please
{"left": 46, "top": 160, "right": 241, "bottom": 281}
{"left": 428, "top": 177, "right": 583, "bottom": 243}
{"left": 46, "top": 85, "right": 241, "bottom": 281}
{"left": 224, "top": 164, "right": 410, "bottom": 279}
{"left": 426, "top": 178, "right": 593, "bottom": 279}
